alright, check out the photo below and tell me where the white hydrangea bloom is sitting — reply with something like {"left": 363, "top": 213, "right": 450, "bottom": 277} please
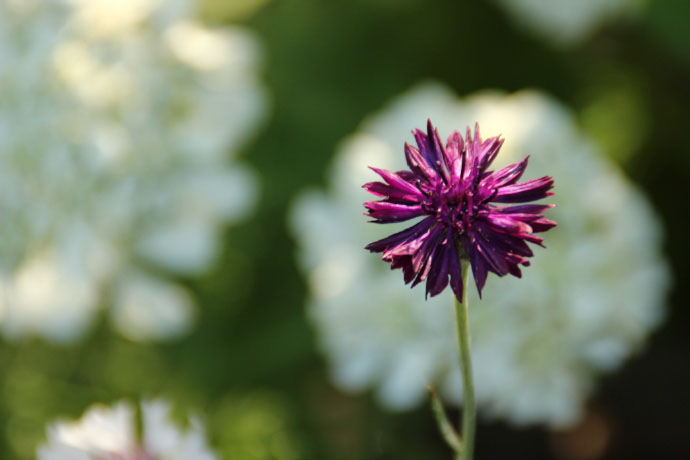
{"left": 37, "top": 399, "right": 217, "bottom": 460}
{"left": 289, "top": 83, "right": 670, "bottom": 427}
{"left": 493, "top": 0, "right": 643, "bottom": 46}
{"left": 0, "top": 0, "right": 266, "bottom": 342}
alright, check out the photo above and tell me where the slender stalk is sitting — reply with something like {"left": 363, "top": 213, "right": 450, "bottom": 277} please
{"left": 454, "top": 260, "right": 475, "bottom": 460}
{"left": 428, "top": 385, "right": 463, "bottom": 454}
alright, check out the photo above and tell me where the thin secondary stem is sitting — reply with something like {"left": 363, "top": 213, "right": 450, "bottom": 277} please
{"left": 454, "top": 260, "right": 475, "bottom": 460}
{"left": 428, "top": 385, "right": 463, "bottom": 453}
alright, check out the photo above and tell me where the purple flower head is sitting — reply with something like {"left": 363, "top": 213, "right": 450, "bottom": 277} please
{"left": 364, "top": 120, "right": 556, "bottom": 301}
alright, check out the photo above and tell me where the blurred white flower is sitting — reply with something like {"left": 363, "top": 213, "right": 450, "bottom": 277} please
{"left": 37, "top": 399, "right": 217, "bottom": 460}
{"left": 289, "top": 83, "right": 670, "bottom": 427}
{"left": 110, "top": 271, "right": 195, "bottom": 343}
{"left": 0, "top": 0, "right": 266, "bottom": 342}
{"left": 493, "top": 0, "right": 643, "bottom": 46}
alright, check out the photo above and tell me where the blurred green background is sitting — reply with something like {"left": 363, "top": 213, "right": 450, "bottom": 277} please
{"left": 2, "top": 0, "right": 690, "bottom": 458}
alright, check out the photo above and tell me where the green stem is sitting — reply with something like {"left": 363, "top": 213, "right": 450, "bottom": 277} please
{"left": 428, "top": 385, "right": 463, "bottom": 453}
{"left": 454, "top": 260, "right": 475, "bottom": 460}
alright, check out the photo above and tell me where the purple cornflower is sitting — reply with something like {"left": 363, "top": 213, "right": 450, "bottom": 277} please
{"left": 364, "top": 121, "right": 556, "bottom": 301}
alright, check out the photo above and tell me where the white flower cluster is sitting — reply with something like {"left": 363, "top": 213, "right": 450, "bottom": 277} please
{"left": 37, "top": 399, "right": 217, "bottom": 460}
{"left": 493, "top": 0, "right": 642, "bottom": 46}
{"left": 290, "top": 83, "right": 670, "bottom": 427}
{"left": 0, "top": 0, "right": 266, "bottom": 342}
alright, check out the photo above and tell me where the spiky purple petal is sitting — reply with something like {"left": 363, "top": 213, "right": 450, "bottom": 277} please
{"left": 493, "top": 176, "right": 555, "bottom": 203}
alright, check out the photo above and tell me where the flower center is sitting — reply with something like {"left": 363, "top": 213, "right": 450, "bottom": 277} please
{"left": 423, "top": 186, "right": 483, "bottom": 234}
